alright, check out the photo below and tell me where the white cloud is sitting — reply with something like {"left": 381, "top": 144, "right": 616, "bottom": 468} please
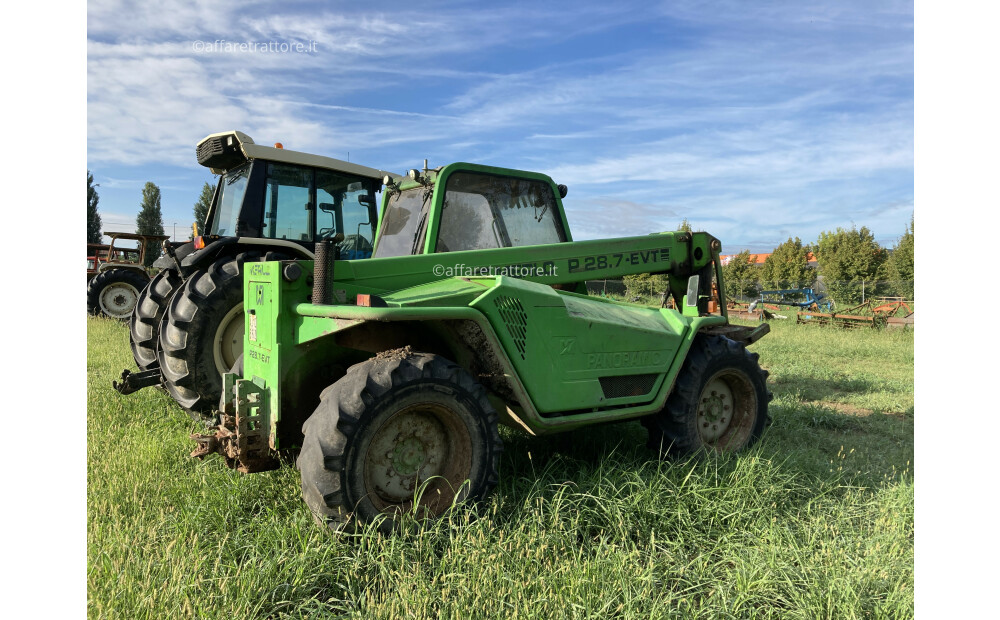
{"left": 88, "top": 0, "right": 912, "bottom": 251}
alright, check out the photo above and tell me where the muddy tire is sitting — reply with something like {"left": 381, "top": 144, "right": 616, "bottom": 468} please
{"left": 642, "top": 334, "right": 772, "bottom": 457}
{"left": 129, "top": 269, "right": 183, "bottom": 371}
{"left": 297, "top": 352, "right": 503, "bottom": 534}
{"left": 158, "top": 252, "right": 267, "bottom": 416}
{"left": 86, "top": 268, "right": 150, "bottom": 320}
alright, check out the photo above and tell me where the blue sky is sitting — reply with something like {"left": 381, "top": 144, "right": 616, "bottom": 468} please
{"left": 87, "top": 0, "right": 913, "bottom": 253}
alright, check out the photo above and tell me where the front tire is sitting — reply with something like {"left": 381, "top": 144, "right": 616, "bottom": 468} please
{"left": 297, "top": 352, "right": 503, "bottom": 534}
{"left": 642, "top": 334, "right": 772, "bottom": 457}
{"left": 86, "top": 268, "right": 150, "bottom": 320}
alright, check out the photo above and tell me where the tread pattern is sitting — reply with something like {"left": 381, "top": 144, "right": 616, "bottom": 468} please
{"left": 129, "top": 269, "right": 183, "bottom": 370}
{"left": 158, "top": 252, "right": 262, "bottom": 415}
{"left": 297, "top": 352, "right": 503, "bottom": 534}
{"left": 642, "top": 334, "right": 772, "bottom": 457}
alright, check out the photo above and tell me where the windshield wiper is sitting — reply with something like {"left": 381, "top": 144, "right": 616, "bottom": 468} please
{"left": 409, "top": 189, "right": 433, "bottom": 255}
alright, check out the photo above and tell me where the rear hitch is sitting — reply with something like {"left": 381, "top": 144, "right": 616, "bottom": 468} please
{"left": 113, "top": 368, "right": 163, "bottom": 395}
{"left": 190, "top": 374, "right": 279, "bottom": 473}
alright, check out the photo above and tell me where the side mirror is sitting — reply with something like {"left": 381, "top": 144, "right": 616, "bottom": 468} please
{"left": 683, "top": 275, "right": 700, "bottom": 317}
{"left": 358, "top": 195, "right": 374, "bottom": 207}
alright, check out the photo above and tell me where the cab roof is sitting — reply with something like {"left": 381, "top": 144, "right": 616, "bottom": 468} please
{"left": 196, "top": 130, "right": 398, "bottom": 181}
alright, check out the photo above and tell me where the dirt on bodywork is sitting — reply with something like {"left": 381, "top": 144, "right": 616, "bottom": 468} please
{"left": 374, "top": 345, "right": 414, "bottom": 363}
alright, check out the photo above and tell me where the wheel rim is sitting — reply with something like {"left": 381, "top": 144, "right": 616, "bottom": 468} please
{"left": 696, "top": 370, "right": 757, "bottom": 451}
{"left": 363, "top": 402, "right": 473, "bottom": 518}
{"left": 213, "top": 304, "right": 244, "bottom": 377}
{"left": 99, "top": 282, "right": 140, "bottom": 319}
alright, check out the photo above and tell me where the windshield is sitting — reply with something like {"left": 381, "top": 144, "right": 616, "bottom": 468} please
{"left": 210, "top": 164, "right": 251, "bottom": 236}
{"left": 373, "top": 189, "right": 429, "bottom": 258}
{"left": 436, "top": 171, "right": 566, "bottom": 252}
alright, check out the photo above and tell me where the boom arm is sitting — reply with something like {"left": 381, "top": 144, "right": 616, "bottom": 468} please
{"left": 324, "top": 230, "right": 725, "bottom": 312}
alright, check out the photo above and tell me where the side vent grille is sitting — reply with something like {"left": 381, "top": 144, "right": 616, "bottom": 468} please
{"left": 494, "top": 296, "right": 527, "bottom": 360}
{"left": 599, "top": 374, "right": 658, "bottom": 399}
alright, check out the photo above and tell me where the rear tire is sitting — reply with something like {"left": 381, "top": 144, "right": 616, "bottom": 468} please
{"left": 129, "top": 269, "right": 183, "bottom": 371}
{"left": 158, "top": 252, "right": 260, "bottom": 416}
{"left": 86, "top": 268, "right": 150, "bottom": 320}
{"left": 642, "top": 334, "right": 772, "bottom": 457}
{"left": 297, "top": 352, "right": 503, "bottom": 534}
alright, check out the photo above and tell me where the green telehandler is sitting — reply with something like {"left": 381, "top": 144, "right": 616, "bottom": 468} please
{"left": 188, "top": 161, "right": 772, "bottom": 533}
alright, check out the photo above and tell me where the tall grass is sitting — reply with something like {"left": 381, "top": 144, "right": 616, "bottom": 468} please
{"left": 88, "top": 317, "right": 913, "bottom": 618}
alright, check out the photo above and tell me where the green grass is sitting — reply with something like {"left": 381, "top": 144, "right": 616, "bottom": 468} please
{"left": 88, "top": 317, "right": 913, "bottom": 619}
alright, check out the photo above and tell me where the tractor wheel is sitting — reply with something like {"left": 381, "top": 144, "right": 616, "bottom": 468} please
{"left": 86, "top": 268, "right": 150, "bottom": 320}
{"left": 297, "top": 352, "right": 503, "bottom": 534}
{"left": 158, "top": 252, "right": 266, "bottom": 416}
{"left": 642, "top": 334, "right": 772, "bottom": 458}
{"left": 129, "top": 269, "right": 183, "bottom": 371}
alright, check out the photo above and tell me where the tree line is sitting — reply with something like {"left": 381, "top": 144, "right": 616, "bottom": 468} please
{"left": 622, "top": 219, "right": 914, "bottom": 305}
{"left": 720, "top": 220, "right": 914, "bottom": 303}
{"left": 87, "top": 172, "right": 215, "bottom": 267}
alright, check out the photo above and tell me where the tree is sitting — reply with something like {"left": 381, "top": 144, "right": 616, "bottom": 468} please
{"left": 879, "top": 216, "right": 914, "bottom": 299}
{"left": 136, "top": 182, "right": 165, "bottom": 267}
{"left": 623, "top": 272, "right": 669, "bottom": 300}
{"left": 814, "top": 225, "right": 887, "bottom": 305}
{"left": 722, "top": 249, "right": 759, "bottom": 299}
{"left": 625, "top": 220, "right": 692, "bottom": 300}
{"left": 192, "top": 182, "right": 214, "bottom": 239}
{"left": 88, "top": 170, "right": 102, "bottom": 244}
{"left": 760, "top": 237, "right": 814, "bottom": 289}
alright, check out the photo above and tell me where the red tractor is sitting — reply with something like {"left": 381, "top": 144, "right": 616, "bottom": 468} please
{"left": 87, "top": 232, "right": 170, "bottom": 319}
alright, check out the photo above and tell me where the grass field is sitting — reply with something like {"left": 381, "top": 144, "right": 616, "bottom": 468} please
{"left": 87, "top": 317, "right": 913, "bottom": 619}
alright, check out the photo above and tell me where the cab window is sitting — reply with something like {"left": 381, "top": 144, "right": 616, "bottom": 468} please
{"left": 316, "top": 171, "right": 377, "bottom": 259}
{"left": 262, "top": 163, "right": 313, "bottom": 241}
{"left": 436, "top": 171, "right": 566, "bottom": 252}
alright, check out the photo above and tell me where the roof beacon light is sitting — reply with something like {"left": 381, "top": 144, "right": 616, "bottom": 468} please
{"left": 274, "top": 142, "right": 283, "bottom": 149}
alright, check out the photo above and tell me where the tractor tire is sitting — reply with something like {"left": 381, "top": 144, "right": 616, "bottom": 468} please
{"left": 129, "top": 269, "right": 183, "bottom": 371}
{"left": 86, "top": 268, "right": 150, "bottom": 320}
{"left": 297, "top": 352, "right": 503, "bottom": 534}
{"left": 158, "top": 252, "right": 270, "bottom": 416}
{"left": 642, "top": 334, "right": 772, "bottom": 458}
